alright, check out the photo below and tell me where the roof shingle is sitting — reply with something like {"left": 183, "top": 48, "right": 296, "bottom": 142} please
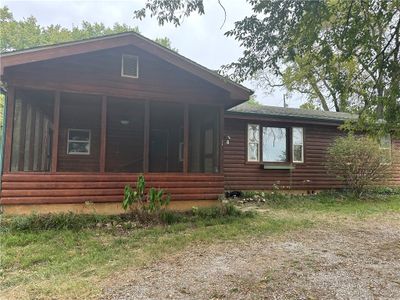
{"left": 229, "top": 103, "right": 357, "bottom": 122}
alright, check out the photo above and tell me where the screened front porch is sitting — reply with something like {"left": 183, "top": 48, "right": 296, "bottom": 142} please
{"left": 7, "top": 88, "right": 222, "bottom": 175}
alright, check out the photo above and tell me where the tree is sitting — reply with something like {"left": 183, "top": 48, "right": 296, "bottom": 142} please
{"left": 154, "top": 37, "right": 179, "bottom": 52}
{"left": 0, "top": 6, "right": 176, "bottom": 53}
{"left": 134, "top": 0, "right": 400, "bottom": 137}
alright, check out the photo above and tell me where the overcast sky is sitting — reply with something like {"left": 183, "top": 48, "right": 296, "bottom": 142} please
{"left": 3, "top": 0, "right": 304, "bottom": 107}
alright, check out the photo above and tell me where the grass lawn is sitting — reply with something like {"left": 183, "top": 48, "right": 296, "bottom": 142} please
{"left": 1, "top": 193, "right": 400, "bottom": 299}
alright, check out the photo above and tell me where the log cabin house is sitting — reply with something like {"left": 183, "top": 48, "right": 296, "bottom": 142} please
{"left": 0, "top": 32, "right": 399, "bottom": 215}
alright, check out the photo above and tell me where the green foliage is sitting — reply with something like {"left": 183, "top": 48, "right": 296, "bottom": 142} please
{"left": 326, "top": 135, "right": 392, "bottom": 195}
{"left": 299, "top": 99, "right": 322, "bottom": 111}
{"left": 134, "top": 0, "right": 400, "bottom": 136}
{"left": 0, "top": 212, "right": 121, "bottom": 232}
{"left": 122, "top": 175, "right": 170, "bottom": 213}
{"left": 0, "top": 6, "right": 176, "bottom": 53}
{"left": 147, "top": 187, "right": 171, "bottom": 212}
{"left": 154, "top": 37, "right": 179, "bottom": 52}
{"left": 122, "top": 174, "right": 145, "bottom": 210}
{"left": 246, "top": 94, "right": 261, "bottom": 107}
{"left": 1, "top": 203, "right": 251, "bottom": 232}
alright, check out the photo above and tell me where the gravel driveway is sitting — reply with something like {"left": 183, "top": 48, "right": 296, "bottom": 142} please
{"left": 101, "top": 217, "right": 400, "bottom": 300}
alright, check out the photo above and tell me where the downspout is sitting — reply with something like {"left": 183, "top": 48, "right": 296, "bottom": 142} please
{"left": 0, "top": 86, "right": 8, "bottom": 192}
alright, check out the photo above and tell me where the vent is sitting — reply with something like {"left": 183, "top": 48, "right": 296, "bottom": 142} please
{"left": 121, "top": 54, "right": 139, "bottom": 78}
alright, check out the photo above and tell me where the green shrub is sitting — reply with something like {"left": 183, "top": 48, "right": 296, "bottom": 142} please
{"left": 122, "top": 174, "right": 170, "bottom": 213}
{"left": 326, "top": 134, "right": 392, "bottom": 196}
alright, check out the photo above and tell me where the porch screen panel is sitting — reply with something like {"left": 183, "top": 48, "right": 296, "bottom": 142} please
{"left": 106, "top": 98, "right": 144, "bottom": 172}
{"left": 57, "top": 93, "right": 101, "bottom": 172}
{"left": 189, "top": 105, "right": 220, "bottom": 173}
{"left": 149, "top": 102, "right": 184, "bottom": 172}
{"left": 11, "top": 89, "right": 54, "bottom": 172}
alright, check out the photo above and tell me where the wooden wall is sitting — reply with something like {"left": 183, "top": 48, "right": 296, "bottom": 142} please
{"left": 0, "top": 173, "right": 224, "bottom": 205}
{"left": 3, "top": 45, "right": 230, "bottom": 105}
{"left": 223, "top": 117, "right": 400, "bottom": 191}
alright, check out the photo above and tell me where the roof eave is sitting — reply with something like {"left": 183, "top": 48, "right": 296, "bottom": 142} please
{"left": 0, "top": 32, "right": 252, "bottom": 102}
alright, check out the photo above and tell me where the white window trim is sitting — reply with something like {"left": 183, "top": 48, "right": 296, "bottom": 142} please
{"left": 121, "top": 54, "right": 139, "bottom": 79}
{"left": 247, "top": 124, "right": 260, "bottom": 162}
{"left": 292, "top": 127, "right": 304, "bottom": 163}
{"left": 67, "top": 129, "right": 91, "bottom": 155}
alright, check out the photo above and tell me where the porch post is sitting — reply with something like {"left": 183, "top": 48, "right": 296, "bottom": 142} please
{"left": 3, "top": 86, "right": 15, "bottom": 173}
{"left": 51, "top": 91, "right": 60, "bottom": 173}
{"left": 143, "top": 101, "right": 150, "bottom": 172}
{"left": 219, "top": 105, "right": 224, "bottom": 174}
{"left": 99, "top": 96, "right": 107, "bottom": 172}
{"left": 183, "top": 104, "right": 189, "bottom": 173}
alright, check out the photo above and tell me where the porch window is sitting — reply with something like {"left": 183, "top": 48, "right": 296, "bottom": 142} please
{"left": 11, "top": 89, "right": 54, "bottom": 172}
{"left": 292, "top": 127, "right": 304, "bottom": 163}
{"left": 67, "top": 129, "right": 91, "bottom": 155}
{"left": 262, "top": 127, "right": 288, "bottom": 162}
{"left": 247, "top": 124, "right": 260, "bottom": 162}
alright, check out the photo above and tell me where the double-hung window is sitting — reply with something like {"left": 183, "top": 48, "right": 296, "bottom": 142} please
{"left": 67, "top": 129, "right": 91, "bottom": 155}
{"left": 292, "top": 127, "right": 304, "bottom": 163}
{"left": 247, "top": 124, "right": 260, "bottom": 162}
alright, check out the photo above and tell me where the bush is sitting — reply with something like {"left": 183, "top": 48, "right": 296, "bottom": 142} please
{"left": 326, "top": 135, "right": 392, "bottom": 196}
{"left": 122, "top": 174, "right": 170, "bottom": 213}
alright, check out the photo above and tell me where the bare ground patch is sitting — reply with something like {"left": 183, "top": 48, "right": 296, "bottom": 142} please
{"left": 101, "top": 218, "right": 400, "bottom": 300}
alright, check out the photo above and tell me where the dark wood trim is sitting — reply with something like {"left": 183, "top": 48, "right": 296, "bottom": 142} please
{"left": 17, "top": 98, "right": 27, "bottom": 171}
{"left": 6, "top": 82, "right": 227, "bottom": 107}
{"left": 99, "top": 96, "right": 107, "bottom": 172}
{"left": 36, "top": 112, "right": 43, "bottom": 170}
{"left": 143, "top": 101, "right": 150, "bottom": 172}
{"left": 51, "top": 91, "right": 60, "bottom": 172}
{"left": 183, "top": 104, "right": 189, "bottom": 173}
{"left": 3, "top": 86, "right": 15, "bottom": 173}
{"left": 27, "top": 105, "right": 36, "bottom": 170}
{"left": 219, "top": 106, "right": 224, "bottom": 174}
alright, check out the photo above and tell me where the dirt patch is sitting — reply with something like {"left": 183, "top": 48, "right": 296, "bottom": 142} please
{"left": 101, "top": 218, "right": 400, "bottom": 300}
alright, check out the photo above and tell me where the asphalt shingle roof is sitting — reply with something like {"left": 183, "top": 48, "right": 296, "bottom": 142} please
{"left": 229, "top": 103, "right": 357, "bottom": 122}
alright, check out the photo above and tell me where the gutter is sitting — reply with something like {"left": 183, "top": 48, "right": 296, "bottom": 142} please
{"left": 0, "top": 86, "right": 8, "bottom": 192}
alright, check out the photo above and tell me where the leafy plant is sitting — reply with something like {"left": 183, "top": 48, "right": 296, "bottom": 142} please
{"left": 122, "top": 174, "right": 146, "bottom": 210}
{"left": 147, "top": 187, "right": 171, "bottom": 212}
{"left": 326, "top": 135, "right": 393, "bottom": 196}
{"left": 122, "top": 175, "right": 170, "bottom": 213}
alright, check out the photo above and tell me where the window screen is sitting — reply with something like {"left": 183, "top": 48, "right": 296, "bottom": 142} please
{"left": 11, "top": 89, "right": 54, "bottom": 172}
